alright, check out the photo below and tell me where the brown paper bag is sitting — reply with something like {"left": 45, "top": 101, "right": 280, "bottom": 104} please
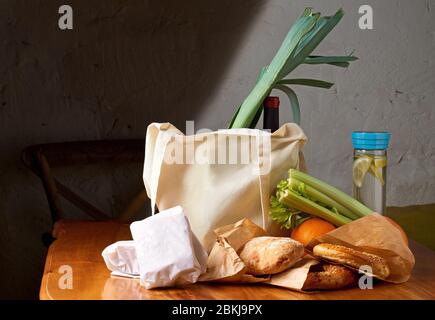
{"left": 200, "top": 215, "right": 415, "bottom": 292}
{"left": 199, "top": 219, "right": 269, "bottom": 283}
{"left": 306, "top": 213, "right": 415, "bottom": 283}
{"left": 268, "top": 257, "right": 319, "bottom": 291}
{"left": 199, "top": 218, "right": 319, "bottom": 291}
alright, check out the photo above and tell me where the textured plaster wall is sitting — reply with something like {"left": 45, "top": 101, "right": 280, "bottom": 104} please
{"left": 0, "top": 0, "right": 434, "bottom": 298}
{"left": 199, "top": 0, "right": 435, "bottom": 207}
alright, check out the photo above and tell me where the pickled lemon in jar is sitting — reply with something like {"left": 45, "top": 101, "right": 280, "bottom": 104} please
{"left": 352, "top": 132, "right": 391, "bottom": 214}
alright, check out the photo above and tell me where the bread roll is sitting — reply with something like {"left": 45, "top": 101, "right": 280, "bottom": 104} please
{"left": 303, "top": 264, "right": 357, "bottom": 290}
{"left": 313, "top": 243, "right": 390, "bottom": 279}
{"left": 238, "top": 236, "right": 304, "bottom": 275}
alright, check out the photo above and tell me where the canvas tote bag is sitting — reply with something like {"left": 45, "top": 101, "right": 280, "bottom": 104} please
{"left": 143, "top": 122, "right": 307, "bottom": 249}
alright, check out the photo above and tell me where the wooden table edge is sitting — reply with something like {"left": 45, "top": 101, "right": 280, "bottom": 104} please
{"left": 40, "top": 240, "right": 56, "bottom": 300}
{"left": 38, "top": 221, "right": 435, "bottom": 300}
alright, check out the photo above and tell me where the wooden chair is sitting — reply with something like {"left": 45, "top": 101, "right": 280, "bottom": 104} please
{"left": 22, "top": 140, "right": 146, "bottom": 246}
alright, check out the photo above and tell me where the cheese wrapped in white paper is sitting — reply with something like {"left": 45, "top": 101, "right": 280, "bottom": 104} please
{"left": 130, "top": 206, "right": 207, "bottom": 289}
{"left": 101, "top": 241, "right": 140, "bottom": 277}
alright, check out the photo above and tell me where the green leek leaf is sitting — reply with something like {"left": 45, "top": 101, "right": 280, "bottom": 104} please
{"left": 276, "top": 78, "right": 334, "bottom": 89}
{"left": 228, "top": 104, "right": 241, "bottom": 128}
{"left": 249, "top": 106, "right": 264, "bottom": 129}
{"left": 279, "top": 9, "right": 345, "bottom": 78}
{"left": 228, "top": 66, "right": 270, "bottom": 129}
{"left": 305, "top": 55, "right": 358, "bottom": 63}
{"left": 274, "top": 85, "right": 301, "bottom": 125}
{"left": 229, "top": 9, "right": 319, "bottom": 128}
{"left": 228, "top": 7, "right": 357, "bottom": 129}
{"left": 327, "top": 62, "right": 350, "bottom": 68}
{"left": 304, "top": 55, "right": 358, "bottom": 67}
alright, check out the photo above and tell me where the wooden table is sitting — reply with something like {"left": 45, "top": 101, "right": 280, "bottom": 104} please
{"left": 40, "top": 220, "right": 435, "bottom": 300}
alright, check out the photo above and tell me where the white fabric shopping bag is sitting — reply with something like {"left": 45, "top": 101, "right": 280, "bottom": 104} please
{"left": 143, "top": 122, "right": 307, "bottom": 249}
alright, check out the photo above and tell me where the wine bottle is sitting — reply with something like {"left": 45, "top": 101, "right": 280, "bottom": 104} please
{"left": 263, "top": 96, "right": 280, "bottom": 132}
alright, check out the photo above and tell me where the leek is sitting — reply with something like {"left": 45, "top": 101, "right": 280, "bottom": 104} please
{"left": 229, "top": 8, "right": 357, "bottom": 128}
{"left": 270, "top": 169, "right": 373, "bottom": 229}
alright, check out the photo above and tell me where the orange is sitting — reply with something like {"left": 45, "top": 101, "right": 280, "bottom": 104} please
{"left": 291, "top": 218, "right": 336, "bottom": 246}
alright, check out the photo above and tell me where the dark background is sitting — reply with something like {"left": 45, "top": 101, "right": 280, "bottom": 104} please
{"left": 0, "top": 0, "right": 263, "bottom": 299}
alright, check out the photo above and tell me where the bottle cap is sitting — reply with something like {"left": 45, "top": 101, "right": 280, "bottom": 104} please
{"left": 352, "top": 131, "right": 391, "bottom": 150}
{"left": 264, "top": 96, "right": 280, "bottom": 109}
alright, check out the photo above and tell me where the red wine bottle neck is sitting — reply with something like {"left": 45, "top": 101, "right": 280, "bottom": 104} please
{"left": 263, "top": 96, "right": 280, "bottom": 132}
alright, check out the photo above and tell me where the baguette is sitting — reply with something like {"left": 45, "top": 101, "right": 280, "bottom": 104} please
{"left": 313, "top": 243, "right": 390, "bottom": 279}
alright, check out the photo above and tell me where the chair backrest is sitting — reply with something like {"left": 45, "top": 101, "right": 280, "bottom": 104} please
{"left": 22, "top": 140, "right": 145, "bottom": 223}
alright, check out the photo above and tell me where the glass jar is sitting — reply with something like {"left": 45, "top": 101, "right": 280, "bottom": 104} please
{"left": 352, "top": 132, "right": 391, "bottom": 214}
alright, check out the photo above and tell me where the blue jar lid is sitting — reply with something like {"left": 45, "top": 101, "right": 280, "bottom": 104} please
{"left": 352, "top": 131, "right": 391, "bottom": 150}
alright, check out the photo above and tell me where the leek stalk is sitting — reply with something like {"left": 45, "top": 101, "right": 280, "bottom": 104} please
{"left": 229, "top": 8, "right": 357, "bottom": 128}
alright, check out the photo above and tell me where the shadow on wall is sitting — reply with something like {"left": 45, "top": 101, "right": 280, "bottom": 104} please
{"left": 0, "top": 0, "right": 264, "bottom": 298}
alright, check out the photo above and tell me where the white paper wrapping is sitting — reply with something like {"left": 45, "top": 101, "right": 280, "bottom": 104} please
{"left": 130, "top": 206, "right": 208, "bottom": 289}
{"left": 101, "top": 241, "right": 140, "bottom": 276}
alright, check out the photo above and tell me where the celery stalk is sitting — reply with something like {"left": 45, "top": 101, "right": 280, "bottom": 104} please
{"left": 279, "top": 190, "right": 352, "bottom": 226}
{"left": 289, "top": 169, "right": 372, "bottom": 217}
{"left": 269, "top": 169, "right": 372, "bottom": 229}
{"left": 288, "top": 177, "right": 360, "bottom": 220}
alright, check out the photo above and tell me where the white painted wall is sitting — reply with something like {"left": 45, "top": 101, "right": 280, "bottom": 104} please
{"left": 199, "top": 0, "right": 435, "bottom": 206}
